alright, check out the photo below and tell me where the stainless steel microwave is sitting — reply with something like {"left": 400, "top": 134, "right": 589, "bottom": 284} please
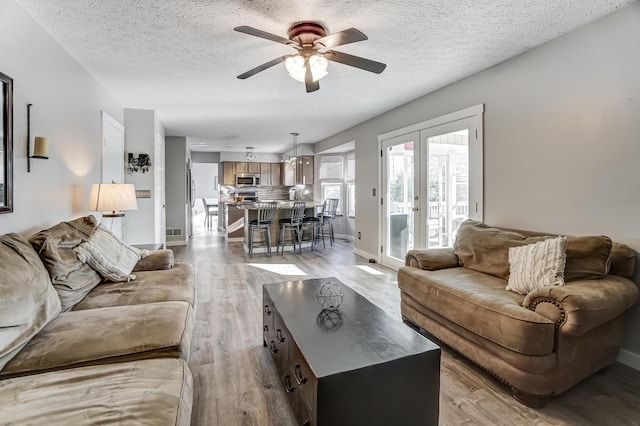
{"left": 235, "top": 174, "right": 260, "bottom": 187}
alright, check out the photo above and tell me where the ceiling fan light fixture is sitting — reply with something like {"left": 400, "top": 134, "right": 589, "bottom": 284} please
{"left": 285, "top": 54, "right": 328, "bottom": 83}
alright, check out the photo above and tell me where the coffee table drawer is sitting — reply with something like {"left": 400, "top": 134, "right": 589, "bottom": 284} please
{"left": 274, "top": 314, "right": 290, "bottom": 365}
{"left": 290, "top": 341, "right": 316, "bottom": 414}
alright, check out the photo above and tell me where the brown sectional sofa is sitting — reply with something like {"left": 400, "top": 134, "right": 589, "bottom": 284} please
{"left": 0, "top": 216, "right": 196, "bottom": 424}
{"left": 398, "top": 220, "right": 639, "bottom": 407}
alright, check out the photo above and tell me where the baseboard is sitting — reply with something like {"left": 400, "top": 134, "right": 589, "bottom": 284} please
{"left": 353, "top": 248, "right": 379, "bottom": 263}
{"left": 166, "top": 240, "right": 187, "bottom": 247}
{"left": 334, "top": 234, "right": 355, "bottom": 242}
{"left": 617, "top": 349, "right": 640, "bottom": 371}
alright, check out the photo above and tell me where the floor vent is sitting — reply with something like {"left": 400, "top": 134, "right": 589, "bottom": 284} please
{"left": 166, "top": 228, "right": 183, "bottom": 236}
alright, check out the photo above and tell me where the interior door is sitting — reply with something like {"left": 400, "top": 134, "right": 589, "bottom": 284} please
{"left": 101, "top": 111, "right": 124, "bottom": 183}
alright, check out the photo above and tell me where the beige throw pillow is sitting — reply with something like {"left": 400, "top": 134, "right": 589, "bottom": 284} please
{"left": 506, "top": 237, "right": 567, "bottom": 295}
{"left": 75, "top": 225, "right": 150, "bottom": 282}
{"left": 1, "top": 234, "right": 61, "bottom": 371}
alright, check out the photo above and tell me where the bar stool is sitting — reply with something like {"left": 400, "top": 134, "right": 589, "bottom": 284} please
{"left": 303, "top": 200, "right": 327, "bottom": 249}
{"left": 248, "top": 201, "right": 277, "bottom": 258}
{"left": 277, "top": 201, "right": 306, "bottom": 254}
{"left": 323, "top": 198, "right": 339, "bottom": 245}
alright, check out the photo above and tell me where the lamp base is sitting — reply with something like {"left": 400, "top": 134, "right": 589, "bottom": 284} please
{"left": 101, "top": 215, "right": 126, "bottom": 242}
{"left": 103, "top": 213, "right": 125, "bottom": 218}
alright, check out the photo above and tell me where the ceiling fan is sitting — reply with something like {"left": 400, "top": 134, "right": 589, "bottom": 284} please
{"left": 234, "top": 22, "right": 386, "bottom": 93}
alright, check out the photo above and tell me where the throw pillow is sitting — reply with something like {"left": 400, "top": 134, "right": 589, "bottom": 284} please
{"left": 1, "top": 233, "right": 61, "bottom": 370}
{"left": 28, "top": 215, "right": 102, "bottom": 311}
{"left": 506, "top": 236, "right": 568, "bottom": 295}
{"left": 75, "top": 225, "right": 151, "bottom": 282}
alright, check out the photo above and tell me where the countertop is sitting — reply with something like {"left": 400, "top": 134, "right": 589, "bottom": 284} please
{"left": 232, "top": 200, "right": 323, "bottom": 210}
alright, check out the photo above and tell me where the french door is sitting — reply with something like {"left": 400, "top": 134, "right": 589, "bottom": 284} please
{"left": 381, "top": 111, "right": 483, "bottom": 269}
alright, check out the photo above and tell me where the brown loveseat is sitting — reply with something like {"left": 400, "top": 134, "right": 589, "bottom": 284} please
{"left": 0, "top": 216, "right": 196, "bottom": 424}
{"left": 398, "top": 220, "right": 639, "bottom": 407}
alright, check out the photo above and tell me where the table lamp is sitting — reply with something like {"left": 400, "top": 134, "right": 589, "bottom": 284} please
{"left": 88, "top": 183, "right": 137, "bottom": 241}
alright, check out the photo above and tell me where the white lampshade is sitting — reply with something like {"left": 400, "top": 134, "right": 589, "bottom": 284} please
{"left": 88, "top": 183, "right": 137, "bottom": 217}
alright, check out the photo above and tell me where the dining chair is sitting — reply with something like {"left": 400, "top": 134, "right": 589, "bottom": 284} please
{"left": 277, "top": 201, "right": 306, "bottom": 254}
{"left": 303, "top": 199, "right": 327, "bottom": 249}
{"left": 248, "top": 201, "right": 278, "bottom": 258}
{"left": 323, "top": 198, "right": 339, "bottom": 245}
{"left": 202, "top": 198, "right": 218, "bottom": 228}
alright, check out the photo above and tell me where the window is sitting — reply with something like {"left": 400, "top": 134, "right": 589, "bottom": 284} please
{"left": 319, "top": 151, "right": 355, "bottom": 217}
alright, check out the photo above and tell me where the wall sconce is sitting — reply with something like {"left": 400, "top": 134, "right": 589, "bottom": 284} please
{"left": 27, "top": 103, "right": 49, "bottom": 173}
{"left": 127, "top": 153, "right": 151, "bottom": 174}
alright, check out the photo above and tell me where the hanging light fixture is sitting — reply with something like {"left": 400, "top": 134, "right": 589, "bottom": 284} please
{"left": 245, "top": 146, "right": 256, "bottom": 161}
{"left": 289, "top": 132, "right": 299, "bottom": 169}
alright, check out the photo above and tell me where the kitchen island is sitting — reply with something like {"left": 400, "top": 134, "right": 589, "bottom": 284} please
{"left": 231, "top": 201, "right": 323, "bottom": 253}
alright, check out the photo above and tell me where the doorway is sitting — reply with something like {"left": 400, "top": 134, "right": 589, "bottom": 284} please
{"left": 380, "top": 106, "right": 483, "bottom": 269}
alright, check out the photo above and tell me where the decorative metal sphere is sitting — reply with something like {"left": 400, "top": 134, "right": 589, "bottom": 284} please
{"left": 316, "top": 281, "right": 345, "bottom": 309}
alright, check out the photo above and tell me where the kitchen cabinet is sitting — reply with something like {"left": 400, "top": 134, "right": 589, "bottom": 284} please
{"left": 222, "top": 162, "right": 235, "bottom": 185}
{"left": 271, "top": 163, "right": 282, "bottom": 186}
{"left": 260, "top": 163, "right": 271, "bottom": 186}
{"left": 235, "top": 162, "right": 247, "bottom": 173}
{"left": 283, "top": 162, "right": 295, "bottom": 186}
{"left": 236, "top": 162, "right": 260, "bottom": 174}
{"left": 296, "top": 156, "right": 314, "bottom": 185}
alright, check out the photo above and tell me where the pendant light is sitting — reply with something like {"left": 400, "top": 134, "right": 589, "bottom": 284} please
{"left": 245, "top": 146, "right": 256, "bottom": 161}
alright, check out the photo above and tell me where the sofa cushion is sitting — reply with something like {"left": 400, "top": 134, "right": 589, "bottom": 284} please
{"left": 564, "top": 235, "right": 612, "bottom": 281}
{"left": 454, "top": 220, "right": 613, "bottom": 282}
{"left": 0, "top": 234, "right": 61, "bottom": 371}
{"left": 398, "top": 265, "right": 556, "bottom": 355}
{"left": 75, "top": 224, "right": 150, "bottom": 282}
{"left": 506, "top": 237, "right": 567, "bottom": 295}
{"left": 71, "top": 263, "right": 196, "bottom": 310}
{"left": 0, "top": 301, "right": 193, "bottom": 378}
{"left": 0, "top": 358, "right": 193, "bottom": 426}
{"left": 29, "top": 215, "right": 102, "bottom": 311}
{"left": 454, "top": 220, "right": 547, "bottom": 279}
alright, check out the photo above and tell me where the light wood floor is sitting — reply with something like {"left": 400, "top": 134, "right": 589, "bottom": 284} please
{"left": 175, "top": 216, "right": 640, "bottom": 426}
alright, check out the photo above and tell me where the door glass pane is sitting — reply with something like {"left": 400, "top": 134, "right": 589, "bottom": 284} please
{"left": 387, "top": 141, "right": 414, "bottom": 260}
{"left": 427, "top": 130, "right": 469, "bottom": 247}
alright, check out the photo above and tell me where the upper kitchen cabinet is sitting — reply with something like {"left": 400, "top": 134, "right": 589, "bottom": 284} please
{"left": 238, "top": 162, "right": 260, "bottom": 174}
{"left": 222, "top": 162, "right": 235, "bottom": 185}
{"left": 283, "top": 156, "right": 314, "bottom": 186}
{"left": 260, "top": 163, "right": 271, "bottom": 186}
{"left": 271, "top": 163, "right": 282, "bottom": 186}
{"left": 296, "top": 156, "right": 314, "bottom": 185}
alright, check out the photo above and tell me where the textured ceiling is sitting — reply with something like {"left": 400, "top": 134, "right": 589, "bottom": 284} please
{"left": 14, "top": 0, "right": 636, "bottom": 153}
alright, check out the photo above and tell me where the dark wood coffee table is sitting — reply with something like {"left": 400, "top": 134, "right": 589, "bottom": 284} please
{"left": 263, "top": 277, "right": 440, "bottom": 426}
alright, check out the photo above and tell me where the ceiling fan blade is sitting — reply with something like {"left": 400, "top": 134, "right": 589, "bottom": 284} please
{"left": 325, "top": 50, "right": 387, "bottom": 74}
{"left": 237, "top": 56, "right": 286, "bottom": 79}
{"left": 305, "top": 65, "right": 319, "bottom": 93}
{"left": 315, "top": 28, "right": 368, "bottom": 49}
{"left": 234, "top": 26, "right": 294, "bottom": 46}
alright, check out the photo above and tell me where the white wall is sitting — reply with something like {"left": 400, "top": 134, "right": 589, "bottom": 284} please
{"left": 0, "top": 0, "right": 122, "bottom": 236}
{"left": 165, "top": 136, "right": 188, "bottom": 245}
{"left": 124, "top": 108, "right": 160, "bottom": 245}
{"left": 192, "top": 163, "right": 218, "bottom": 215}
{"left": 315, "top": 4, "right": 640, "bottom": 362}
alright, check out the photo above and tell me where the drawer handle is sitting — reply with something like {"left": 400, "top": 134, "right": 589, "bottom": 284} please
{"left": 283, "top": 375, "right": 295, "bottom": 394}
{"left": 264, "top": 305, "right": 272, "bottom": 316}
{"left": 294, "top": 364, "right": 307, "bottom": 385}
{"left": 263, "top": 325, "right": 269, "bottom": 332}
{"left": 276, "top": 328, "right": 285, "bottom": 343}
{"left": 269, "top": 341, "right": 279, "bottom": 355}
